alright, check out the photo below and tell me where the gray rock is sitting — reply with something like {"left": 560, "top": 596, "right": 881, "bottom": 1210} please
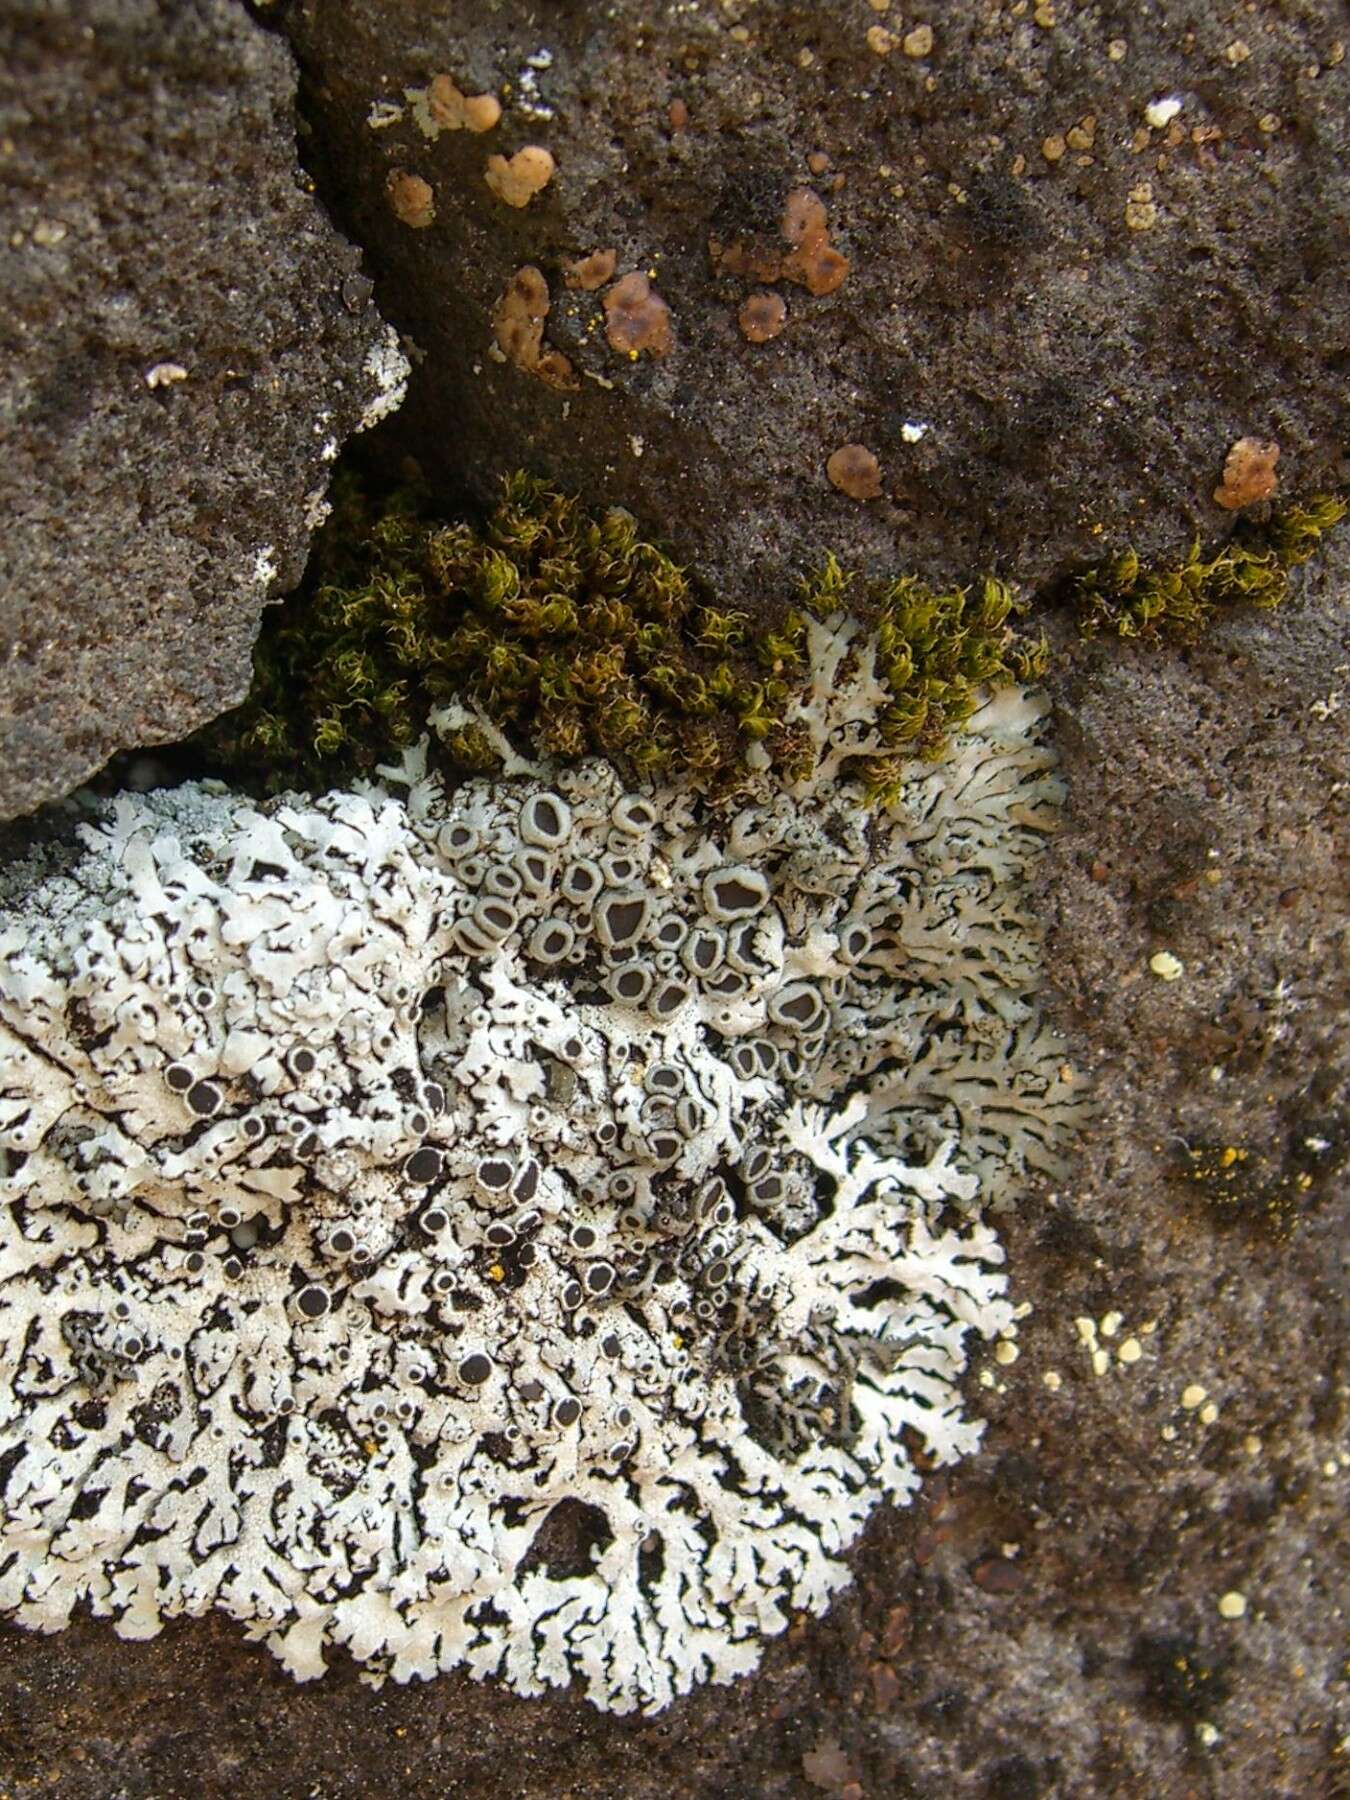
{"left": 0, "top": 510, "right": 1342, "bottom": 1800}
{"left": 283, "top": 0, "right": 1348, "bottom": 606}
{"left": 0, "top": 7, "right": 1345, "bottom": 1794}
{"left": 0, "top": 0, "right": 407, "bottom": 821}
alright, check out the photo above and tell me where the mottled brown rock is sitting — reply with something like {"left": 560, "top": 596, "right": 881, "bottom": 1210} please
{"left": 0, "top": 0, "right": 404, "bottom": 821}
{"left": 282, "top": 0, "right": 1348, "bottom": 611}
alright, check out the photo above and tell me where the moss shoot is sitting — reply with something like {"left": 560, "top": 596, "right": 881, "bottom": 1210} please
{"left": 1068, "top": 495, "right": 1346, "bottom": 640}
{"left": 206, "top": 471, "right": 1039, "bottom": 793}
{"left": 799, "top": 554, "right": 1047, "bottom": 805}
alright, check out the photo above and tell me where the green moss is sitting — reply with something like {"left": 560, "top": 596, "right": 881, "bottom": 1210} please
{"left": 207, "top": 472, "right": 734, "bottom": 787}
{"left": 206, "top": 472, "right": 1343, "bottom": 798}
{"left": 1069, "top": 495, "right": 1346, "bottom": 640}
{"left": 206, "top": 472, "right": 1037, "bottom": 793}
{"left": 798, "top": 556, "right": 1047, "bottom": 802}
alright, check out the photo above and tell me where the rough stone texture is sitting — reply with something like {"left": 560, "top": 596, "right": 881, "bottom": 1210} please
{"left": 281, "top": 0, "right": 1349, "bottom": 605}
{"left": 1, "top": 533, "right": 1344, "bottom": 1800}
{"left": 0, "top": 0, "right": 407, "bottom": 821}
{"left": 2, "top": 4, "right": 1347, "bottom": 1795}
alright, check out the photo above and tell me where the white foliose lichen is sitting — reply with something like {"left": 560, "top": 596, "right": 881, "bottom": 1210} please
{"left": 0, "top": 614, "right": 1080, "bottom": 1712}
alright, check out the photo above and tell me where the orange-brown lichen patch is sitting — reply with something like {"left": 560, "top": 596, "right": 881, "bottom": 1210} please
{"left": 485, "top": 145, "right": 556, "bottom": 208}
{"left": 423, "top": 74, "right": 502, "bottom": 135}
{"left": 738, "top": 291, "right": 788, "bottom": 343}
{"left": 827, "top": 443, "right": 883, "bottom": 500}
{"left": 386, "top": 170, "right": 435, "bottom": 229}
{"left": 708, "top": 235, "right": 785, "bottom": 284}
{"left": 708, "top": 186, "right": 849, "bottom": 297}
{"left": 563, "top": 248, "right": 618, "bottom": 292}
{"left": 1214, "top": 436, "right": 1280, "bottom": 510}
{"left": 491, "top": 265, "right": 578, "bottom": 390}
{"left": 781, "top": 188, "right": 850, "bottom": 295}
{"left": 667, "top": 97, "right": 689, "bottom": 131}
{"left": 603, "top": 272, "right": 675, "bottom": 357}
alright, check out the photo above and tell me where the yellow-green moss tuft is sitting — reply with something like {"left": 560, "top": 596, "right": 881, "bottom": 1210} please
{"left": 208, "top": 473, "right": 1038, "bottom": 793}
{"left": 203, "top": 474, "right": 1344, "bottom": 797}
{"left": 1070, "top": 495, "right": 1346, "bottom": 640}
{"left": 800, "top": 560, "right": 1047, "bottom": 797}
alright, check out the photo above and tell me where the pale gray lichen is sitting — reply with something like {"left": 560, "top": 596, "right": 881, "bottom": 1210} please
{"left": 0, "top": 612, "right": 1081, "bottom": 1712}
{"left": 359, "top": 324, "right": 412, "bottom": 431}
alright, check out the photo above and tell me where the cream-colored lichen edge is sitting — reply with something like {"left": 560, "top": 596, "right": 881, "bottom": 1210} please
{"left": 0, "top": 612, "right": 1082, "bottom": 1713}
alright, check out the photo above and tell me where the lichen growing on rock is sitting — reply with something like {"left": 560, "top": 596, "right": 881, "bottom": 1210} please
{"left": 0, "top": 612, "right": 1081, "bottom": 1711}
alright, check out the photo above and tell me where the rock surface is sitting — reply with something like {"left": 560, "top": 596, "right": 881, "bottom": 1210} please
{"left": 0, "top": 0, "right": 407, "bottom": 821}
{"left": 283, "top": 0, "right": 1348, "bottom": 605}
{"left": 1, "top": 5, "right": 1346, "bottom": 1797}
{"left": 1, "top": 509, "right": 1344, "bottom": 1800}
